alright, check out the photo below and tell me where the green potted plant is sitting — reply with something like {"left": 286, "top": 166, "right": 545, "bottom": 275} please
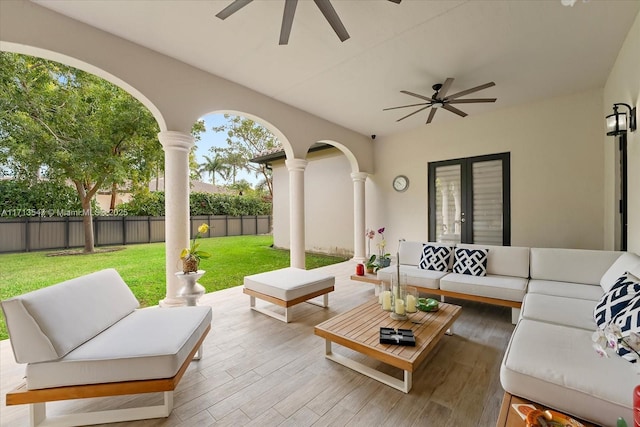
{"left": 364, "top": 254, "right": 377, "bottom": 274}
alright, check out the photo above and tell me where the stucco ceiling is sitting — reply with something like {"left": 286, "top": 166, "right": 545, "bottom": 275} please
{"left": 35, "top": 0, "right": 640, "bottom": 137}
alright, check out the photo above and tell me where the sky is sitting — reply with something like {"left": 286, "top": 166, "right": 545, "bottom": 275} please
{"left": 194, "top": 113, "right": 259, "bottom": 186}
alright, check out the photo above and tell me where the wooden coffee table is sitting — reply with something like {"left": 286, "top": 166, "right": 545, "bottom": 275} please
{"left": 314, "top": 298, "right": 461, "bottom": 393}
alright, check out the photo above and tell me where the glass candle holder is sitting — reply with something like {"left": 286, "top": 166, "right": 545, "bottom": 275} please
{"left": 405, "top": 286, "right": 418, "bottom": 313}
{"left": 380, "top": 281, "right": 392, "bottom": 311}
{"left": 390, "top": 280, "right": 407, "bottom": 320}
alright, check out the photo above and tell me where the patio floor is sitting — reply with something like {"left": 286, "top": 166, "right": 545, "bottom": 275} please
{"left": 0, "top": 261, "right": 514, "bottom": 427}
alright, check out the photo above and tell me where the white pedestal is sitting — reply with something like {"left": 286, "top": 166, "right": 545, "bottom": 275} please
{"left": 175, "top": 270, "right": 205, "bottom": 306}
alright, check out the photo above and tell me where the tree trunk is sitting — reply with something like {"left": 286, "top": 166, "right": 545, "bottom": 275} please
{"left": 109, "top": 182, "right": 118, "bottom": 212}
{"left": 81, "top": 195, "right": 95, "bottom": 253}
{"left": 74, "top": 179, "right": 101, "bottom": 254}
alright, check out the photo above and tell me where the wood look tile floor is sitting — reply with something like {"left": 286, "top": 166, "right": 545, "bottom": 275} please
{"left": 0, "top": 261, "right": 515, "bottom": 427}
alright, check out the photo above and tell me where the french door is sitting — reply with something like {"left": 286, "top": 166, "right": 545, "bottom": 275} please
{"left": 428, "top": 153, "right": 510, "bottom": 245}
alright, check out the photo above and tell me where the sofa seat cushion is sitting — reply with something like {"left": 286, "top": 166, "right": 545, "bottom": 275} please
{"left": 500, "top": 319, "right": 634, "bottom": 426}
{"left": 377, "top": 265, "right": 448, "bottom": 290}
{"left": 527, "top": 279, "right": 603, "bottom": 301}
{"left": 26, "top": 305, "right": 212, "bottom": 390}
{"left": 521, "top": 293, "right": 596, "bottom": 330}
{"left": 243, "top": 267, "right": 335, "bottom": 301}
{"left": 439, "top": 273, "right": 527, "bottom": 302}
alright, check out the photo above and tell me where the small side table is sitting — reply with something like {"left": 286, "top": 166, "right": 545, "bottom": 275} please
{"left": 496, "top": 392, "right": 597, "bottom": 427}
{"left": 350, "top": 273, "right": 382, "bottom": 286}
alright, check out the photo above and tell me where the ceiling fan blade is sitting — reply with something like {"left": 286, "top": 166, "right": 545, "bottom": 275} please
{"left": 387, "top": 0, "right": 402, "bottom": 3}
{"left": 313, "top": 0, "right": 350, "bottom": 42}
{"left": 447, "top": 98, "right": 497, "bottom": 104}
{"left": 279, "top": 0, "right": 298, "bottom": 45}
{"left": 216, "top": 0, "right": 253, "bottom": 20}
{"left": 383, "top": 102, "right": 430, "bottom": 111}
{"left": 400, "top": 90, "right": 434, "bottom": 102}
{"left": 437, "top": 77, "right": 454, "bottom": 99}
{"left": 442, "top": 104, "right": 468, "bottom": 118}
{"left": 446, "top": 82, "right": 495, "bottom": 100}
{"left": 396, "top": 105, "right": 432, "bottom": 122}
{"left": 426, "top": 108, "right": 437, "bottom": 124}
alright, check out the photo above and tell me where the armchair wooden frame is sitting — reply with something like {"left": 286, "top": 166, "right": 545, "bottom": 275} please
{"left": 6, "top": 325, "right": 210, "bottom": 427}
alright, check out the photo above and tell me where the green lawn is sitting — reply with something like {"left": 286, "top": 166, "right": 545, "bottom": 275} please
{"left": 0, "top": 235, "right": 348, "bottom": 340}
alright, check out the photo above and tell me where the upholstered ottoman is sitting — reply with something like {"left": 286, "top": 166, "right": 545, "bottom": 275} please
{"left": 243, "top": 267, "right": 335, "bottom": 322}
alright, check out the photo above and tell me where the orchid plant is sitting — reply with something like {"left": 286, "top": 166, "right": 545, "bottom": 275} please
{"left": 592, "top": 324, "right": 640, "bottom": 373}
{"left": 180, "top": 223, "right": 212, "bottom": 273}
{"left": 376, "top": 227, "right": 390, "bottom": 263}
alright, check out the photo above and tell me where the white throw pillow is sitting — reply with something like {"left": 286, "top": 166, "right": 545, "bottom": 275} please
{"left": 600, "top": 252, "right": 640, "bottom": 292}
{"left": 593, "top": 271, "right": 640, "bottom": 328}
{"left": 418, "top": 245, "right": 453, "bottom": 271}
{"left": 453, "top": 248, "right": 489, "bottom": 277}
{"left": 611, "top": 292, "right": 640, "bottom": 364}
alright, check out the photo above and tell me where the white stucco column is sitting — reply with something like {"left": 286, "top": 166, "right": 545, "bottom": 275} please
{"left": 286, "top": 158, "right": 308, "bottom": 269}
{"left": 158, "top": 131, "right": 194, "bottom": 307}
{"left": 351, "top": 172, "right": 368, "bottom": 262}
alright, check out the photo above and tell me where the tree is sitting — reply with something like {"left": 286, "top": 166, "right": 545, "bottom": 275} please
{"left": 212, "top": 115, "right": 281, "bottom": 196}
{"left": 0, "top": 52, "right": 162, "bottom": 253}
{"left": 198, "top": 154, "right": 229, "bottom": 185}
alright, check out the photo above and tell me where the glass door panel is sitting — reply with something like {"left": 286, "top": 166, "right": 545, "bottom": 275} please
{"left": 434, "top": 164, "right": 461, "bottom": 245}
{"left": 472, "top": 160, "right": 503, "bottom": 245}
{"left": 429, "top": 153, "right": 510, "bottom": 245}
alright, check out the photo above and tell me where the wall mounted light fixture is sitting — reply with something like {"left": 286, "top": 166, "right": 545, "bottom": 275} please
{"left": 606, "top": 103, "right": 637, "bottom": 136}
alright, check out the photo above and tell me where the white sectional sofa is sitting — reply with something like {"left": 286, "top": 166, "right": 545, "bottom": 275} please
{"left": 501, "top": 248, "right": 639, "bottom": 427}
{"left": 377, "top": 241, "right": 529, "bottom": 322}
{"left": 377, "top": 241, "right": 640, "bottom": 425}
{"left": 1, "top": 268, "right": 212, "bottom": 427}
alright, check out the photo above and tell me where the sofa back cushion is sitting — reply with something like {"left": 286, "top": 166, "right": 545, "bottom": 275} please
{"left": 456, "top": 243, "right": 530, "bottom": 278}
{"left": 1, "top": 269, "right": 139, "bottom": 364}
{"left": 530, "top": 248, "right": 622, "bottom": 285}
{"left": 399, "top": 241, "right": 453, "bottom": 268}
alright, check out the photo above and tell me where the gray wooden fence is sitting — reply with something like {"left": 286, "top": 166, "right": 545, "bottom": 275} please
{"left": 0, "top": 215, "right": 272, "bottom": 253}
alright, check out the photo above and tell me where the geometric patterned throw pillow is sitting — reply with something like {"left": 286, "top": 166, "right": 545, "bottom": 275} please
{"left": 418, "top": 245, "right": 453, "bottom": 271}
{"left": 611, "top": 293, "right": 640, "bottom": 364}
{"left": 593, "top": 271, "right": 640, "bottom": 329}
{"left": 452, "top": 248, "right": 489, "bottom": 276}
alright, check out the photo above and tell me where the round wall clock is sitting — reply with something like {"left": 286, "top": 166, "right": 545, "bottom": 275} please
{"left": 393, "top": 175, "right": 409, "bottom": 192}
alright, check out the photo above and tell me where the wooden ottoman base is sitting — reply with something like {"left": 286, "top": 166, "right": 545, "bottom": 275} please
{"left": 243, "top": 287, "right": 333, "bottom": 322}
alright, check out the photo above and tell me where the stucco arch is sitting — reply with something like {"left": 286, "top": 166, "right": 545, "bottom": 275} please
{"left": 203, "top": 110, "right": 295, "bottom": 161}
{"left": 1, "top": 0, "right": 374, "bottom": 172}
{"left": 315, "top": 139, "right": 365, "bottom": 175}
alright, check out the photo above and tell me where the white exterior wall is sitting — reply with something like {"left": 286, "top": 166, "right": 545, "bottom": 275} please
{"left": 373, "top": 88, "right": 605, "bottom": 250}
{"left": 272, "top": 148, "right": 354, "bottom": 256}
{"left": 604, "top": 11, "right": 640, "bottom": 253}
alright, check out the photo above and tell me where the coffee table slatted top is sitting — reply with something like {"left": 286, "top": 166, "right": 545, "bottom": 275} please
{"left": 315, "top": 298, "right": 461, "bottom": 372}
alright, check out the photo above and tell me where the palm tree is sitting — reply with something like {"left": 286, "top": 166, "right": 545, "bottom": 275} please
{"left": 217, "top": 149, "right": 249, "bottom": 185}
{"left": 198, "top": 154, "right": 228, "bottom": 185}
